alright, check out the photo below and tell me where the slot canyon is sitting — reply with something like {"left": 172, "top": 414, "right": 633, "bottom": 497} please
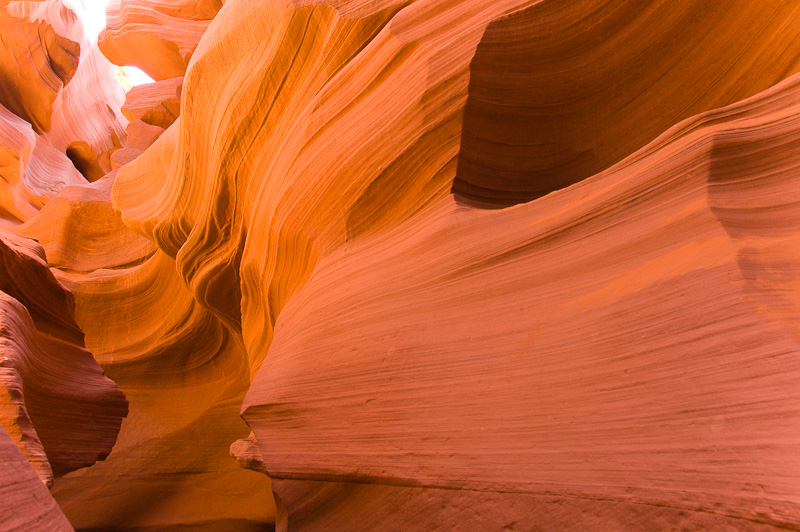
{"left": 0, "top": 0, "right": 799, "bottom": 530}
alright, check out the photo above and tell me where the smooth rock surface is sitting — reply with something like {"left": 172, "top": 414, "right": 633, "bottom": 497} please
{"left": 0, "top": 10, "right": 79, "bottom": 134}
{"left": 121, "top": 77, "right": 182, "bottom": 129}
{"left": 454, "top": 0, "right": 800, "bottom": 205}
{"left": 0, "top": 102, "right": 82, "bottom": 227}
{"left": 6, "top": 0, "right": 128, "bottom": 170}
{"left": 244, "top": 72, "right": 800, "bottom": 529}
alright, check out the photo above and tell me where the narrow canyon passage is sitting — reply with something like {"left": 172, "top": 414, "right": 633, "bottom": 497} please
{"left": 0, "top": 1, "right": 799, "bottom": 531}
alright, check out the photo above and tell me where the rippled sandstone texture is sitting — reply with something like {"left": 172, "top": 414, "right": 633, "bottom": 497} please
{"left": 108, "top": 0, "right": 800, "bottom": 530}
{"left": 0, "top": 1, "right": 130, "bottom": 516}
{"left": 0, "top": 232, "right": 128, "bottom": 486}
{"left": 99, "top": 0, "right": 223, "bottom": 80}
{"left": 0, "top": 0, "right": 127, "bottom": 228}
{"left": 2, "top": 1, "right": 272, "bottom": 531}
{"left": 0, "top": 231, "right": 126, "bottom": 532}
{"left": 3, "top": 0, "right": 800, "bottom": 530}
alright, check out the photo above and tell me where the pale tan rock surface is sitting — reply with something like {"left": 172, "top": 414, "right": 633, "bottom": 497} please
{"left": 109, "top": 119, "right": 163, "bottom": 170}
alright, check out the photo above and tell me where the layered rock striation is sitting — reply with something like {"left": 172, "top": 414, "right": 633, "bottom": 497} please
{"left": 107, "top": 0, "right": 800, "bottom": 530}
{"left": 0, "top": 425, "right": 74, "bottom": 532}
{"left": 100, "top": 0, "right": 223, "bottom": 80}
{"left": 0, "top": 232, "right": 128, "bottom": 487}
{"left": 2, "top": 0, "right": 800, "bottom": 530}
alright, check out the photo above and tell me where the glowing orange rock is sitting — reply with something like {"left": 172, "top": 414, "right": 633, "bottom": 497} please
{"left": 3, "top": 0, "right": 800, "bottom": 529}
{"left": 121, "top": 76, "right": 182, "bottom": 129}
{"left": 454, "top": 0, "right": 800, "bottom": 205}
{"left": 111, "top": 1, "right": 800, "bottom": 529}
{"left": 109, "top": 119, "right": 164, "bottom": 170}
{"left": 99, "top": 0, "right": 223, "bottom": 80}
{"left": 0, "top": 103, "right": 84, "bottom": 228}
{"left": 245, "top": 74, "right": 800, "bottom": 530}
{"left": 48, "top": 249, "right": 275, "bottom": 531}
{"left": 0, "top": 10, "right": 79, "bottom": 134}
{"left": 6, "top": 0, "right": 129, "bottom": 179}
{"left": 16, "top": 180, "right": 156, "bottom": 272}
{"left": 0, "top": 0, "right": 128, "bottom": 224}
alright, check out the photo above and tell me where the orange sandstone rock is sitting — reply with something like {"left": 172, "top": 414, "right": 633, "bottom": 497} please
{"left": 7, "top": 0, "right": 129, "bottom": 177}
{"left": 454, "top": 0, "right": 800, "bottom": 206}
{"left": 243, "top": 72, "right": 800, "bottom": 530}
{"left": 48, "top": 250, "right": 275, "bottom": 531}
{"left": 0, "top": 0, "right": 129, "bottom": 225}
{"left": 0, "top": 10, "right": 79, "bottom": 133}
{"left": 2, "top": 0, "right": 800, "bottom": 529}
{"left": 110, "top": 0, "right": 800, "bottom": 529}
{"left": 99, "top": 0, "right": 223, "bottom": 80}
{"left": 230, "top": 432, "right": 268, "bottom": 475}
{"left": 16, "top": 180, "right": 156, "bottom": 272}
{"left": 0, "top": 101, "right": 86, "bottom": 228}
{"left": 110, "top": 119, "right": 164, "bottom": 170}
{"left": 121, "top": 76, "right": 182, "bottom": 129}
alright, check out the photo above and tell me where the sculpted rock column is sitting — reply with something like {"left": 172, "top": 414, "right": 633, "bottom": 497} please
{"left": 0, "top": 231, "right": 127, "bottom": 488}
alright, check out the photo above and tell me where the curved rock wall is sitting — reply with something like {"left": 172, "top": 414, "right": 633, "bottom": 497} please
{"left": 2, "top": 0, "right": 800, "bottom": 530}
{"left": 99, "top": 0, "right": 223, "bottom": 80}
{"left": 246, "top": 73, "right": 800, "bottom": 531}
{"left": 106, "top": 0, "right": 800, "bottom": 530}
{"left": 0, "top": 231, "right": 127, "bottom": 487}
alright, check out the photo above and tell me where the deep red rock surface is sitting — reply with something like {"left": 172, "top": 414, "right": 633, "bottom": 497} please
{"left": 0, "top": 231, "right": 127, "bottom": 488}
{"left": 0, "top": 425, "right": 74, "bottom": 532}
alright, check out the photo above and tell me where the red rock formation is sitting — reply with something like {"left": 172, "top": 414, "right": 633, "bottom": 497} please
{"left": 16, "top": 180, "right": 156, "bottom": 272}
{"left": 0, "top": 231, "right": 127, "bottom": 487}
{"left": 0, "top": 425, "right": 73, "bottom": 532}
